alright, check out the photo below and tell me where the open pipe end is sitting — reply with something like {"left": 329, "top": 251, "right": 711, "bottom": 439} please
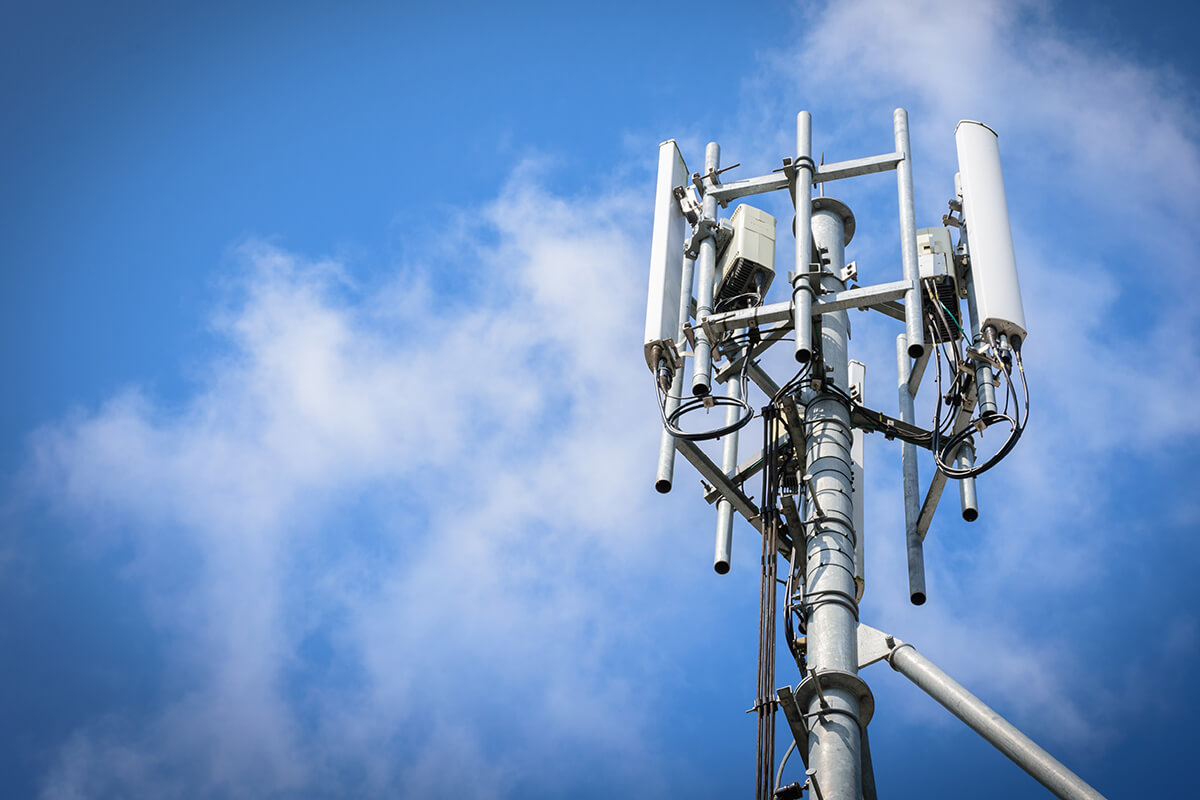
{"left": 907, "top": 341, "right": 926, "bottom": 359}
{"left": 910, "top": 591, "right": 926, "bottom": 606}
{"left": 795, "top": 349, "right": 812, "bottom": 364}
{"left": 962, "top": 508, "right": 979, "bottom": 522}
{"left": 714, "top": 560, "right": 731, "bottom": 575}
{"left": 655, "top": 478, "right": 672, "bottom": 494}
{"left": 692, "top": 382, "right": 711, "bottom": 398}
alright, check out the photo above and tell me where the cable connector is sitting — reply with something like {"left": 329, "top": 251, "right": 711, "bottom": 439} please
{"left": 773, "top": 782, "right": 805, "bottom": 800}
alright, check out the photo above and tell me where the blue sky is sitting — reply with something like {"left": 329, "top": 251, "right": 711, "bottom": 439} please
{"left": 1, "top": 1, "right": 1196, "bottom": 797}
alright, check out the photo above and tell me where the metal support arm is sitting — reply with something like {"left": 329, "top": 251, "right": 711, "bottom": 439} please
{"left": 702, "top": 280, "right": 913, "bottom": 338}
{"left": 707, "top": 151, "right": 904, "bottom": 206}
{"left": 856, "top": 625, "right": 1108, "bottom": 800}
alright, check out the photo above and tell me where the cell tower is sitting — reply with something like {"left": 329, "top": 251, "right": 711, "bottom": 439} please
{"left": 644, "top": 110, "right": 1105, "bottom": 800}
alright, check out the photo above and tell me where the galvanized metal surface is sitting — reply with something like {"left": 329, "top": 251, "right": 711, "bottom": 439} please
{"left": 713, "top": 344, "right": 744, "bottom": 574}
{"left": 888, "top": 643, "right": 1107, "bottom": 800}
{"left": 654, "top": 364, "right": 686, "bottom": 493}
{"left": 916, "top": 390, "right": 976, "bottom": 542}
{"left": 963, "top": 263, "right": 999, "bottom": 415}
{"left": 691, "top": 142, "right": 721, "bottom": 396}
{"left": 957, "top": 441, "right": 979, "bottom": 521}
{"left": 906, "top": 345, "right": 931, "bottom": 398}
{"left": 654, "top": 253, "right": 697, "bottom": 493}
{"left": 673, "top": 438, "right": 761, "bottom": 533}
{"left": 849, "top": 361, "right": 866, "bottom": 603}
{"left": 703, "top": 279, "right": 911, "bottom": 337}
{"left": 896, "top": 333, "right": 926, "bottom": 604}
{"left": 814, "top": 280, "right": 908, "bottom": 316}
{"left": 816, "top": 151, "right": 903, "bottom": 184}
{"left": 802, "top": 203, "right": 863, "bottom": 800}
{"left": 792, "top": 112, "right": 815, "bottom": 363}
{"left": 715, "top": 324, "right": 788, "bottom": 383}
{"left": 776, "top": 685, "right": 810, "bottom": 772}
{"left": 707, "top": 151, "right": 904, "bottom": 206}
{"left": 894, "top": 108, "right": 925, "bottom": 358}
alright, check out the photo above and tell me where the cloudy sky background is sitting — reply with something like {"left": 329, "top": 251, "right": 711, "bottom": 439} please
{"left": 2, "top": 1, "right": 1195, "bottom": 797}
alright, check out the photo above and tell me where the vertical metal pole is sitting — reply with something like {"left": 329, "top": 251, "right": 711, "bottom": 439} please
{"left": 655, "top": 255, "right": 697, "bottom": 493}
{"left": 963, "top": 262, "right": 998, "bottom": 416}
{"left": 792, "top": 112, "right": 815, "bottom": 363}
{"left": 957, "top": 441, "right": 979, "bottom": 521}
{"left": 804, "top": 202, "right": 862, "bottom": 800}
{"left": 849, "top": 361, "right": 866, "bottom": 603}
{"left": 714, "top": 343, "right": 743, "bottom": 574}
{"left": 894, "top": 108, "right": 926, "bottom": 359}
{"left": 692, "top": 143, "right": 721, "bottom": 396}
{"left": 896, "top": 334, "right": 926, "bottom": 605}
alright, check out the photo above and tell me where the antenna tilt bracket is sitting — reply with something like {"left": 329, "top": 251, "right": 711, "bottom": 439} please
{"left": 683, "top": 216, "right": 718, "bottom": 260}
{"left": 683, "top": 215, "right": 732, "bottom": 261}
{"left": 674, "top": 184, "right": 702, "bottom": 224}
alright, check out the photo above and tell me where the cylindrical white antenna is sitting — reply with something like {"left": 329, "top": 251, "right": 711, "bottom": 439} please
{"left": 955, "top": 121, "right": 1027, "bottom": 343}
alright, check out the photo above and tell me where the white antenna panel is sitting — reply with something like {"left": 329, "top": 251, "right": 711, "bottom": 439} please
{"left": 644, "top": 140, "right": 689, "bottom": 370}
{"left": 955, "top": 121, "right": 1027, "bottom": 342}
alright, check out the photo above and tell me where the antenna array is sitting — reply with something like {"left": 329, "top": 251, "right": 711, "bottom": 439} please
{"left": 643, "top": 110, "right": 1102, "bottom": 800}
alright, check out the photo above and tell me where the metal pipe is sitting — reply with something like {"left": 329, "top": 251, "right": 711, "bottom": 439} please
{"left": 896, "top": 334, "right": 926, "bottom": 604}
{"left": 803, "top": 201, "right": 862, "bottom": 800}
{"left": 888, "top": 643, "right": 1108, "bottom": 800}
{"left": 957, "top": 440, "right": 979, "bottom": 522}
{"left": 655, "top": 367, "right": 685, "bottom": 494}
{"left": 860, "top": 727, "right": 878, "bottom": 800}
{"left": 713, "top": 343, "right": 743, "bottom": 573}
{"left": 691, "top": 143, "right": 721, "bottom": 396}
{"left": 848, "top": 361, "right": 866, "bottom": 603}
{"left": 655, "top": 256, "right": 697, "bottom": 493}
{"left": 894, "top": 108, "right": 925, "bottom": 359}
{"left": 792, "top": 112, "right": 815, "bottom": 363}
{"left": 963, "top": 258, "right": 998, "bottom": 415}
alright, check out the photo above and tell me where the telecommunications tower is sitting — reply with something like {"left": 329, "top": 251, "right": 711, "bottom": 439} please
{"left": 643, "top": 110, "right": 1106, "bottom": 800}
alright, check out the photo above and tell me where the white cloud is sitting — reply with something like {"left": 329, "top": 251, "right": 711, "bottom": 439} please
{"left": 29, "top": 165, "right": 692, "bottom": 798}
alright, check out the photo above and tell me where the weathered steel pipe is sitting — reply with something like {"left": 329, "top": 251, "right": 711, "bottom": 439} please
{"left": 713, "top": 343, "right": 743, "bottom": 574}
{"left": 896, "top": 333, "right": 926, "bottom": 604}
{"left": 963, "top": 258, "right": 998, "bottom": 416}
{"left": 655, "top": 255, "right": 697, "bottom": 493}
{"left": 792, "top": 112, "right": 815, "bottom": 363}
{"left": 691, "top": 143, "right": 721, "bottom": 396}
{"left": 894, "top": 108, "right": 925, "bottom": 358}
{"left": 957, "top": 440, "right": 979, "bottom": 521}
{"left": 888, "top": 643, "right": 1107, "bottom": 800}
{"left": 803, "top": 200, "right": 862, "bottom": 800}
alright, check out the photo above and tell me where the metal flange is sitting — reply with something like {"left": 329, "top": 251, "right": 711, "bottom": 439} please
{"left": 811, "top": 196, "right": 856, "bottom": 245}
{"left": 793, "top": 668, "right": 875, "bottom": 728}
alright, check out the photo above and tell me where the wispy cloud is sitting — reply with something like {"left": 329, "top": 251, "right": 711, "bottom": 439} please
{"left": 28, "top": 167, "right": 690, "bottom": 798}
